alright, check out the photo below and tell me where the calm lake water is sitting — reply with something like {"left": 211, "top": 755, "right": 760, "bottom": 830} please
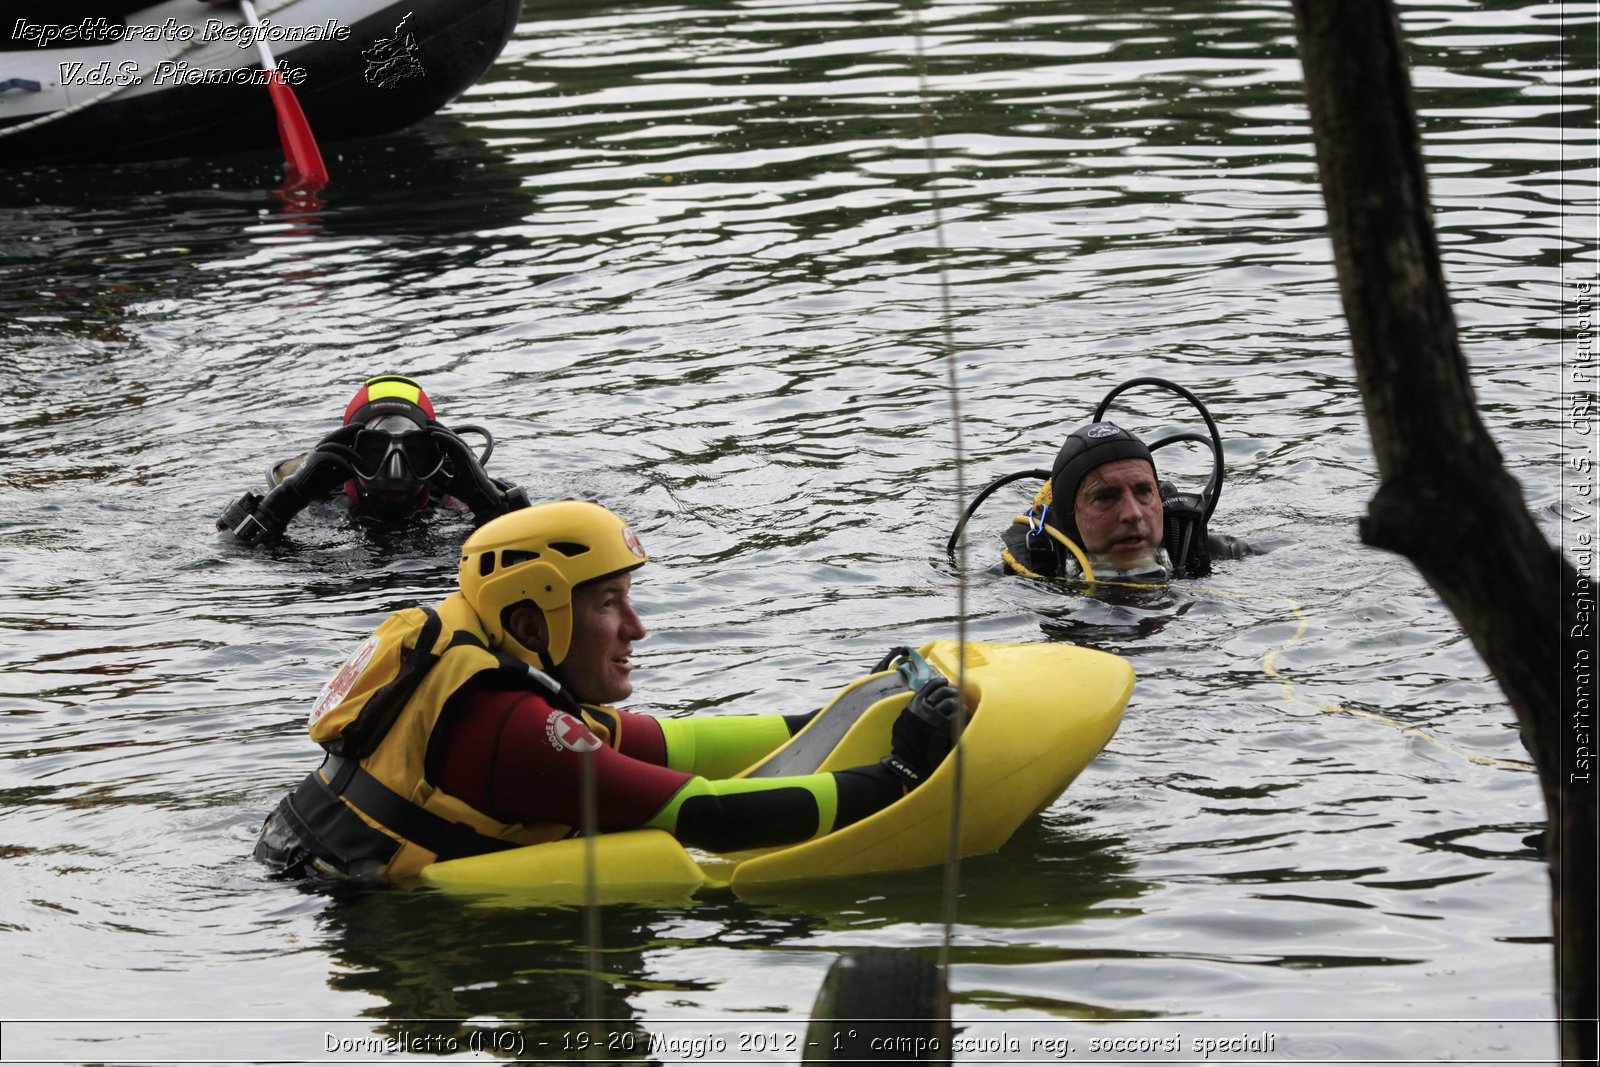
{"left": 1, "top": 0, "right": 1592, "bottom": 1063}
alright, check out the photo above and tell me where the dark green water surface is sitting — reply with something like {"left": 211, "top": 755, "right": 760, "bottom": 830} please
{"left": 0, "top": 0, "right": 1593, "bottom": 1062}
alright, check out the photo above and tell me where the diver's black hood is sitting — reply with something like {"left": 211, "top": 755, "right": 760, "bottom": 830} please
{"left": 1049, "top": 422, "right": 1156, "bottom": 544}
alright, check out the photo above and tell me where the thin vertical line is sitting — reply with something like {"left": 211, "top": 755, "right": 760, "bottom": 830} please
{"left": 581, "top": 745, "right": 602, "bottom": 1060}
{"left": 909, "top": 0, "right": 970, "bottom": 1032}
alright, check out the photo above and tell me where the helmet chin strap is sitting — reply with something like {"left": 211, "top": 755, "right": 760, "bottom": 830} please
{"left": 537, "top": 649, "right": 569, "bottom": 689}
{"left": 500, "top": 624, "right": 575, "bottom": 696}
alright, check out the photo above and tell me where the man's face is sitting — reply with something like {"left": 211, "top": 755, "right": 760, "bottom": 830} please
{"left": 561, "top": 573, "right": 647, "bottom": 704}
{"left": 1073, "top": 458, "right": 1163, "bottom": 570}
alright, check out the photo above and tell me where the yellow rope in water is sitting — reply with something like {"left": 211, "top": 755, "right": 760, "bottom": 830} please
{"left": 1227, "top": 587, "right": 1534, "bottom": 771}
{"left": 1009, "top": 512, "right": 1534, "bottom": 772}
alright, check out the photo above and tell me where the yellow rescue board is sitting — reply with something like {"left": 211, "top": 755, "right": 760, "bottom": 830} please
{"left": 420, "top": 640, "right": 1131, "bottom": 904}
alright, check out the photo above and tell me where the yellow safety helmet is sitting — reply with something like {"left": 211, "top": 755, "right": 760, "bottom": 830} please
{"left": 459, "top": 500, "right": 649, "bottom": 668}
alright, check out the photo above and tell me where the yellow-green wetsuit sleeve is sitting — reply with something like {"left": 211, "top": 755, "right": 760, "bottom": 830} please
{"left": 657, "top": 714, "right": 795, "bottom": 778}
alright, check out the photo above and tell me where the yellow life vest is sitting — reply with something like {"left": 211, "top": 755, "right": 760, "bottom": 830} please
{"left": 284, "top": 592, "right": 605, "bottom": 877}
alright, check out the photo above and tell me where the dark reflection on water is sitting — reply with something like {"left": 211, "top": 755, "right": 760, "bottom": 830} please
{"left": 316, "top": 885, "right": 667, "bottom": 1052}
{"left": 303, "top": 815, "right": 1151, "bottom": 1042}
{"left": 0, "top": 0, "right": 1582, "bottom": 1061}
{"left": 1035, "top": 586, "right": 1202, "bottom": 648}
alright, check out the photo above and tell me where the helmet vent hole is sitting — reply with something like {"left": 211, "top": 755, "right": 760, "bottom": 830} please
{"left": 501, "top": 549, "right": 541, "bottom": 568}
{"left": 547, "top": 541, "right": 590, "bottom": 557}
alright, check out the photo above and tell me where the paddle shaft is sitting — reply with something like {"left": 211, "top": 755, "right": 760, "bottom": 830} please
{"left": 238, "top": 0, "right": 328, "bottom": 190}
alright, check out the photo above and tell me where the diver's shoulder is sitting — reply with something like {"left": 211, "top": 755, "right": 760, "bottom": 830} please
{"left": 1206, "top": 529, "right": 1254, "bottom": 561}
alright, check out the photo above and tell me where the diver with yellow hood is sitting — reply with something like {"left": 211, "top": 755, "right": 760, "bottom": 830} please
{"left": 255, "top": 500, "right": 960, "bottom": 879}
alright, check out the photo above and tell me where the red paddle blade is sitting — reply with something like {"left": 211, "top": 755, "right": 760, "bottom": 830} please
{"left": 265, "top": 70, "right": 328, "bottom": 191}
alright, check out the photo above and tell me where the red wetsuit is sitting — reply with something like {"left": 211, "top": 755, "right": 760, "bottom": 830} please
{"left": 434, "top": 683, "right": 694, "bottom": 832}
{"left": 431, "top": 680, "right": 904, "bottom": 852}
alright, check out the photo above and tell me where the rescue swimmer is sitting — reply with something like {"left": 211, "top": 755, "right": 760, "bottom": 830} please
{"left": 216, "top": 374, "right": 529, "bottom": 546}
{"left": 950, "top": 376, "right": 1251, "bottom": 582}
{"left": 254, "top": 500, "right": 962, "bottom": 879}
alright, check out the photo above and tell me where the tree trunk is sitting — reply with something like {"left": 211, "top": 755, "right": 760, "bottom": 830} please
{"left": 1289, "top": 2, "right": 1596, "bottom": 1060}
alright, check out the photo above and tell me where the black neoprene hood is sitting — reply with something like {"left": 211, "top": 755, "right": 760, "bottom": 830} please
{"left": 1049, "top": 422, "right": 1157, "bottom": 542}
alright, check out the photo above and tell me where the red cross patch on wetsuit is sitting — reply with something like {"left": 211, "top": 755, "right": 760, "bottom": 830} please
{"left": 546, "top": 711, "right": 602, "bottom": 753}
{"left": 438, "top": 685, "right": 689, "bottom": 830}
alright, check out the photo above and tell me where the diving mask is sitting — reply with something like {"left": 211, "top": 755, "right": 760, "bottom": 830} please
{"left": 350, "top": 415, "right": 444, "bottom": 485}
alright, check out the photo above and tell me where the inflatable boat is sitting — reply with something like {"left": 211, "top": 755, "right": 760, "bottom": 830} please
{"left": 0, "top": 0, "right": 520, "bottom": 166}
{"left": 421, "top": 639, "right": 1134, "bottom": 904}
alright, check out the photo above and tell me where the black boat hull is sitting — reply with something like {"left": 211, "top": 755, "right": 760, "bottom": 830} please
{"left": 0, "top": 0, "right": 521, "bottom": 166}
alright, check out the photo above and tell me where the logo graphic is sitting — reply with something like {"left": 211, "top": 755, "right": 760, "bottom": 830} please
{"left": 1086, "top": 423, "right": 1120, "bottom": 438}
{"left": 362, "top": 12, "right": 424, "bottom": 89}
{"left": 546, "top": 712, "right": 602, "bottom": 753}
{"left": 309, "top": 636, "right": 380, "bottom": 724}
{"left": 621, "top": 525, "right": 647, "bottom": 559}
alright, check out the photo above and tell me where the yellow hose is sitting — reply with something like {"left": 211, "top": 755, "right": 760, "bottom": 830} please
{"left": 1008, "top": 516, "right": 1097, "bottom": 584}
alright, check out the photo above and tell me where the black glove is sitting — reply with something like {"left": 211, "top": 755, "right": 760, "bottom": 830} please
{"left": 284, "top": 440, "right": 359, "bottom": 500}
{"left": 881, "top": 679, "right": 962, "bottom": 788}
{"left": 216, "top": 442, "right": 356, "bottom": 545}
{"left": 217, "top": 489, "right": 267, "bottom": 540}
{"left": 432, "top": 432, "right": 522, "bottom": 522}
{"left": 218, "top": 481, "right": 315, "bottom": 545}
{"left": 315, "top": 422, "right": 363, "bottom": 446}
{"left": 500, "top": 483, "right": 531, "bottom": 513}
